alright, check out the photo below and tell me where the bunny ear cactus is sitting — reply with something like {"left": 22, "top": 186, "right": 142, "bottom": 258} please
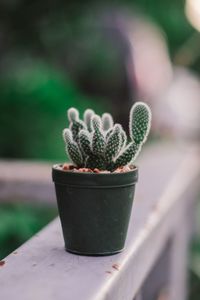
{"left": 68, "top": 108, "right": 86, "bottom": 142}
{"left": 102, "top": 113, "right": 114, "bottom": 131}
{"left": 105, "top": 124, "right": 122, "bottom": 163}
{"left": 129, "top": 102, "right": 151, "bottom": 146}
{"left": 79, "top": 130, "right": 92, "bottom": 156}
{"left": 84, "top": 109, "right": 95, "bottom": 132}
{"left": 91, "top": 115, "right": 106, "bottom": 156}
{"left": 63, "top": 102, "right": 152, "bottom": 171}
{"left": 63, "top": 128, "right": 83, "bottom": 167}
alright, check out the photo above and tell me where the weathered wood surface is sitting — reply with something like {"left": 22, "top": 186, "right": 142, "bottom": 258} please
{"left": 0, "top": 143, "right": 199, "bottom": 300}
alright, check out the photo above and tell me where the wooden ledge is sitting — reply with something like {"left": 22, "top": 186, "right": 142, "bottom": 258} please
{"left": 0, "top": 143, "right": 199, "bottom": 300}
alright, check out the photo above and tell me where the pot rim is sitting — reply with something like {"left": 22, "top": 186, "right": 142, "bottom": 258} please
{"left": 52, "top": 164, "right": 138, "bottom": 187}
{"left": 52, "top": 164, "right": 138, "bottom": 176}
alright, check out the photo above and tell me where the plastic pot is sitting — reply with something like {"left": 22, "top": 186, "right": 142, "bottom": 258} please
{"left": 52, "top": 165, "right": 138, "bottom": 256}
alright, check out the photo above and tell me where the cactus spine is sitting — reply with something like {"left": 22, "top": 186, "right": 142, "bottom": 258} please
{"left": 63, "top": 102, "right": 151, "bottom": 171}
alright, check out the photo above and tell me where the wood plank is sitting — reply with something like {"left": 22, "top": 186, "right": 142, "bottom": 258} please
{"left": 0, "top": 160, "right": 55, "bottom": 204}
{"left": 0, "top": 143, "right": 199, "bottom": 300}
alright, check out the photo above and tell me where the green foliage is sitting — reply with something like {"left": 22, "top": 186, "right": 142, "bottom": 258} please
{"left": 0, "top": 60, "right": 103, "bottom": 160}
{"left": 0, "top": 203, "right": 57, "bottom": 260}
{"left": 63, "top": 102, "right": 152, "bottom": 171}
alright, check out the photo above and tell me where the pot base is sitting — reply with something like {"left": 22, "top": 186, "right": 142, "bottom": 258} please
{"left": 66, "top": 248, "right": 124, "bottom": 257}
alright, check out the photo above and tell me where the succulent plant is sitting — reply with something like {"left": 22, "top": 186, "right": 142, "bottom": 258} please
{"left": 63, "top": 102, "right": 152, "bottom": 172}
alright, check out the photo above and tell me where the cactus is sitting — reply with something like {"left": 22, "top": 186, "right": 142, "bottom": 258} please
{"left": 84, "top": 109, "right": 94, "bottom": 132}
{"left": 105, "top": 124, "right": 122, "bottom": 163}
{"left": 102, "top": 113, "right": 114, "bottom": 131}
{"left": 63, "top": 102, "right": 151, "bottom": 171}
{"left": 63, "top": 128, "right": 83, "bottom": 167}
{"left": 79, "top": 130, "right": 92, "bottom": 156}
{"left": 68, "top": 108, "right": 86, "bottom": 142}
{"left": 129, "top": 102, "right": 151, "bottom": 146}
{"left": 91, "top": 115, "right": 106, "bottom": 156}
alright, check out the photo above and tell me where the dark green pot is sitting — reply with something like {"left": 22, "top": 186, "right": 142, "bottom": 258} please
{"left": 52, "top": 165, "right": 138, "bottom": 256}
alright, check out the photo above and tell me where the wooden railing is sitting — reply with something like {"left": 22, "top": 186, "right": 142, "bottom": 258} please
{"left": 0, "top": 143, "right": 199, "bottom": 300}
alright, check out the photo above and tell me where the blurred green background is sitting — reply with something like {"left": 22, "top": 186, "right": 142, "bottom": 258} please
{"left": 0, "top": 0, "right": 198, "bottom": 161}
{"left": 0, "top": 1, "right": 200, "bottom": 298}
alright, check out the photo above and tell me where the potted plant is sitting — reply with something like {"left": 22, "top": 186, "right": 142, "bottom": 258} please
{"left": 52, "top": 102, "right": 151, "bottom": 256}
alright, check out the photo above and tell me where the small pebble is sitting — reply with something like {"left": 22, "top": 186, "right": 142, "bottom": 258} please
{"left": 93, "top": 168, "right": 100, "bottom": 173}
{"left": 61, "top": 164, "right": 133, "bottom": 173}
{"left": 62, "top": 163, "right": 69, "bottom": 170}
